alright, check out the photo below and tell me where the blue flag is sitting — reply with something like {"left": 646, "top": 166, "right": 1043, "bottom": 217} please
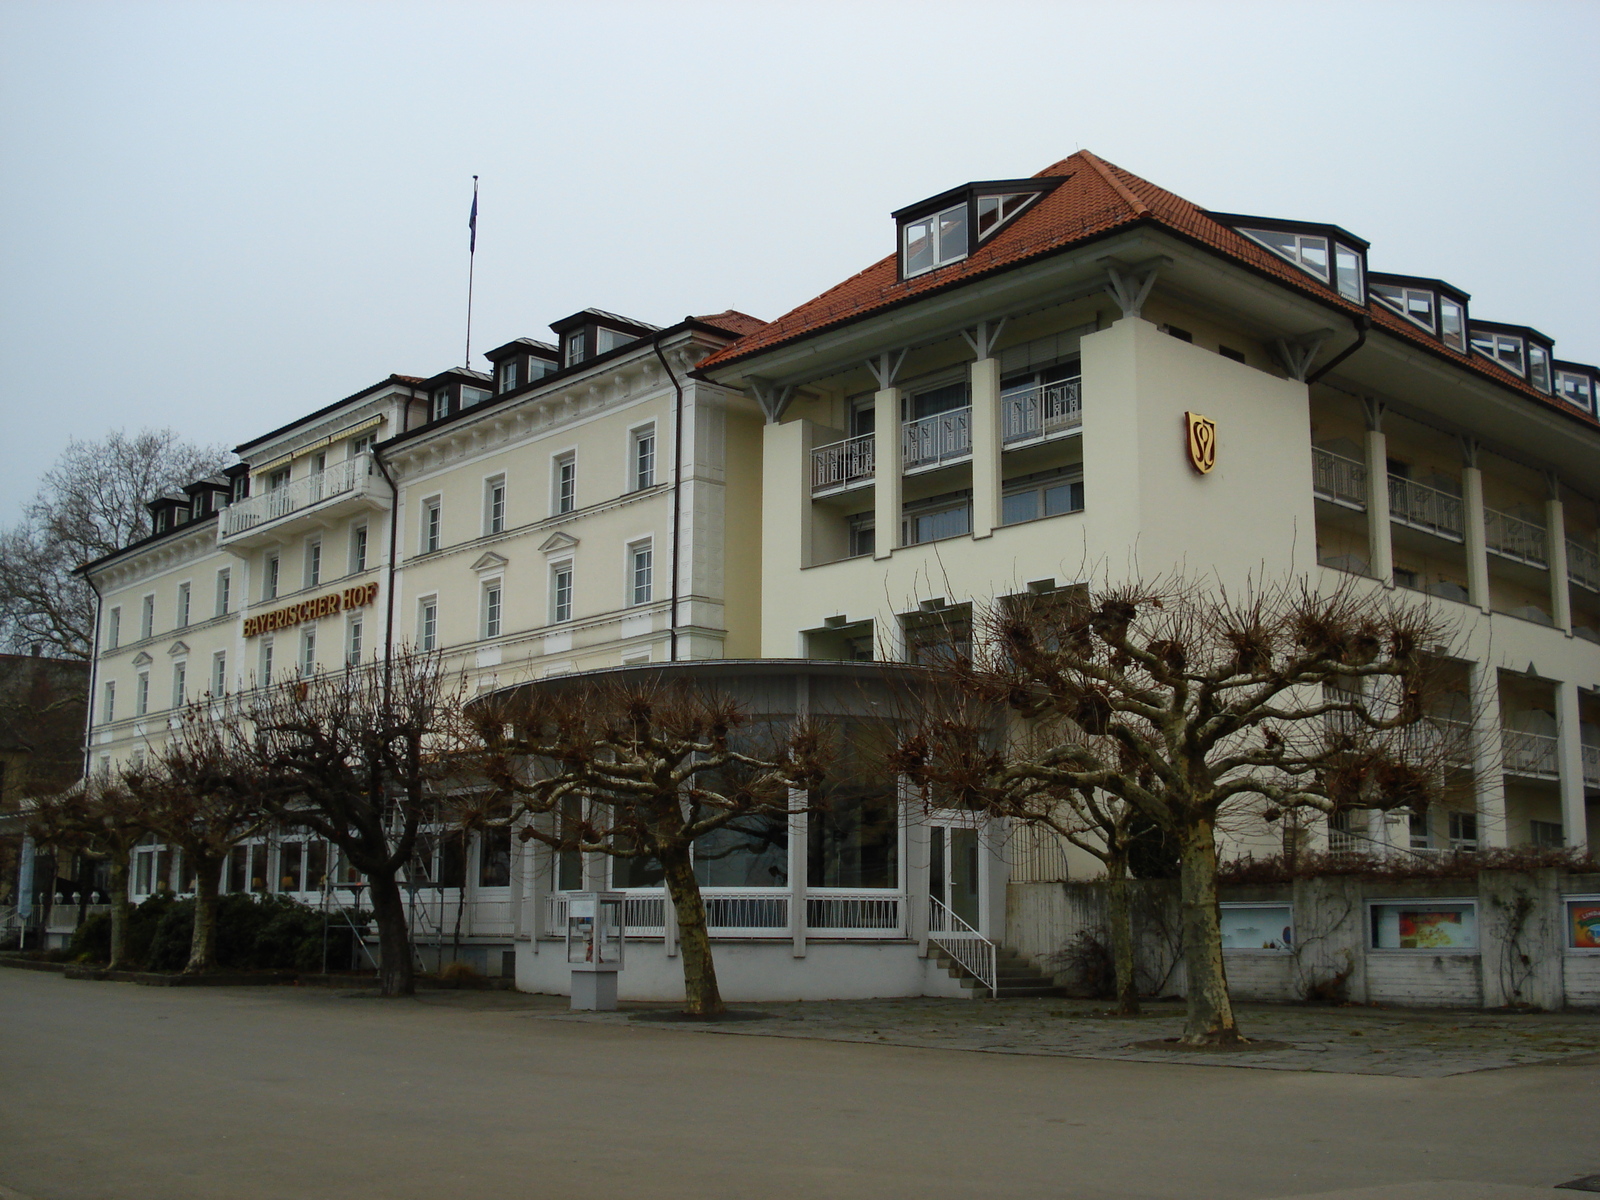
{"left": 468, "top": 183, "right": 478, "bottom": 253}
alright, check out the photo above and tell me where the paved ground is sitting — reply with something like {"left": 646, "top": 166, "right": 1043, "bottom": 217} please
{"left": 2, "top": 971, "right": 1598, "bottom": 1200}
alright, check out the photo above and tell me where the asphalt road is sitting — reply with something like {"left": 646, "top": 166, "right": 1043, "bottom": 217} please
{"left": 1, "top": 970, "right": 1595, "bottom": 1200}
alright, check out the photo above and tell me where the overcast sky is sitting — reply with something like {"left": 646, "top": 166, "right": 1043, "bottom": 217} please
{"left": 2, "top": 0, "right": 1597, "bottom": 520}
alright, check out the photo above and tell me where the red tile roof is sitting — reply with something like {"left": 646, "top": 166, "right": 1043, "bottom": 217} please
{"left": 698, "top": 151, "right": 1596, "bottom": 431}
{"left": 694, "top": 310, "right": 768, "bottom": 338}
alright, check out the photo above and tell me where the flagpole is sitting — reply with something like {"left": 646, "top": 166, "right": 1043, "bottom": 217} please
{"left": 464, "top": 175, "right": 479, "bottom": 369}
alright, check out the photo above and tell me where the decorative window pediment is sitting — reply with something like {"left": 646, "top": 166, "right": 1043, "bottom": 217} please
{"left": 471, "top": 551, "right": 509, "bottom": 574}
{"left": 539, "top": 531, "right": 578, "bottom": 555}
{"left": 131, "top": 651, "right": 153, "bottom": 667}
{"left": 167, "top": 641, "right": 190, "bottom": 657}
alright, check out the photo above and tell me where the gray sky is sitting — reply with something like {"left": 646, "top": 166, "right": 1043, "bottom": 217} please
{"left": 2, "top": 0, "right": 1597, "bottom": 520}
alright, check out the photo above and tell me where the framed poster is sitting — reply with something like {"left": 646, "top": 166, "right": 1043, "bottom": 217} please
{"left": 1369, "top": 900, "right": 1477, "bottom": 951}
{"left": 1568, "top": 898, "right": 1600, "bottom": 950}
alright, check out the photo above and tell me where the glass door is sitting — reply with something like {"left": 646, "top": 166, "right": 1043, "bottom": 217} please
{"left": 929, "top": 820, "right": 982, "bottom": 930}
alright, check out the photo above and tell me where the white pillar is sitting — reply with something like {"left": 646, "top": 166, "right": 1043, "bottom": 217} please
{"left": 1547, "top": 497, "right": 1573, "bottom": 634}
{"left": 904, "top": 784, "right": 930, "bottom": 957}
{"left": 1557, "top": 679, "right": 1589, "bottom": 852}
{"left": 873, "top": 387, "right": 902, "bottom": 558}
{"left": 969, "top": 357, "right": 1001, "bottom": 540}
{"left": 1364, "top": 427, "right": 1393, "bottom": 583}
{"left": 1470, "top": 662, "right": 1510, "bottom": 849}
{"left": 1462, "top": 465, "right": 1491, "bottom": 612}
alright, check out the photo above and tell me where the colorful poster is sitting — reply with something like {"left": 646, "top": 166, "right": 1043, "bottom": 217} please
{"left": 1398, "top": 909, "right": 1467, "bottom": 950}
{"left": 1571, "top": 902, "right": 1600, "bottom": 950}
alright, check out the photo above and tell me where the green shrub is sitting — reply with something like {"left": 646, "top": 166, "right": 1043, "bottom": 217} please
{"left": 69, "top": 912, "right": 112, "bottom": 963}
{"left": 147, "top": 899, "right": 197, "bottom": 972}
{"left": 125, "top": 894, "right": 177, "bottom": 967}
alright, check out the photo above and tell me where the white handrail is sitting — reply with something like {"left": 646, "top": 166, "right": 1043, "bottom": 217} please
{"left": 1567, "top": 538, "right": 1600, "bottom": 592}
{"left": 1502, "top": 729, "right": 1559, "bottom": 777}
{"left": 902, "top": 407, "right": 972, "bottom": 469}
{"left": 1388, "top": 475, "right": 1464, "bottom": 539}
{"left": 1002, "top": 378, "right": 1082, "bottom": 444}
{"left": 811, "top": 433, "right": 876, "bottom": 492}
{"left": 222, "top": 455, "right": 367, "bottom": 537}
{"left": 928, "top": 894, "right": 997, "bottom": 997}
{"left": 1312, "top": 448, "right": 1367, "bottom": 508}
{"left": 1484, "top": 507, "right": 1548, "bottom": 567}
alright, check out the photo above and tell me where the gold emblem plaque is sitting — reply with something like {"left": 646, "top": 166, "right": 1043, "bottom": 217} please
{"left": 1185, "top": 411, "right": 1217, "bottom": 474}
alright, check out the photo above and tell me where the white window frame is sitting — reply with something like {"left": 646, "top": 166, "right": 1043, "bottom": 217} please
{"left": 107, "top": 606, "right": 121, "bottom": 650}
{"left": 215, "top": 569, "right": 231, "bottom": 617}
{"left": 550, "top": 561, "right": 574, "bottom": 624}
{"left": 1371, "top": 283, "right": 1437, "bottom": 333}
{"left": 498, "top": 359, "right": 519, "bottom": 393}
{"left": 260, "top": 639, "right": 274, "bottom": 685}
{"left": 421, "top": 497, "right": 442, "bottom": 554}
{"left": 418, "top": 596, "right": 439, "bottom": 651}
{"left": 346, "top": 615, "right": 363, "bottom": 665}
{"left": 431, "top": 389, "right": 451, "bottom": 422}
{"left": 482, "top": 579, "right": 503, "bottom": 640}
{"left": 136, "top": 671, "right": 150, "bottom": 717}
{"left": 553, "top": 451, "right": 577, "bottom": 515}
{"left": 140, "top": 594, "right": 155, "bottom": 641}
{"left": 1470, "top": 330, "right": 1526, "bottom": 376}
{"left": 630, "top": 424, "right": 657, "bottom": 491}
{"left": 1238, "top": 227, "right": 1330, "bottom": 282}
{"left": 305, "top": 538, "right": 322, "bottom": 588}
{"left": 176, "top": 582, "right": 191, "bottom": 629}
{"left": 1332, "top": 243, "right": 1363, "bottom": 302}
{"left": 211, "top": 651, "right": 227, "bottom": 697}
{"left": 628, "top": 539, "right": 654, "bottom": 607}
{"left": 1527, "top": 344, "right": 1552, "bottom": 394}
{"left": 171, "top": 661, "right": 187, "bottom": 709}
{"left": 1439, "top": 297, "right": 1467, "bottom": 352}
{"left": 264, "top": 554, "right": 280, "bottom": 601}
{"left": 484, "top": 474, "right": 507, "bottom": 536}
{"left": 350, "top": 524, "right": 369, "bottom": 573}
{"left": 299, "top": 629, "right": 317, "bottom": 678}
{"left": 901, "top": 203, "right": 969, "bottom": 278}
{"left": 103, "top": 680, "right": 115, "bottom": 724}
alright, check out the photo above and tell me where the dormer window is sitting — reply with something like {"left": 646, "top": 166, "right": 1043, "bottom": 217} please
{"left": 1556, "top": 367, "right": 1595, "bottom": 412}
{"left": 1372, "top": 283, "right": 1436, "bottom": 332}
{"left": 461, "top": 386, "right": 491, "bottom": 409}
{"left": 895, "top": 179, "right": 1057, "bottom": 280}
{"left": 564, "top": 330, "right": 588, "bottom": 367}
{"left": 1241, "top": 228, "right": 1330, "bottom": 280}
{"left": 1221, "top": 215, "right": 1368, "bottom": 303}
{"left": 498, "top": 360, "right": 518, "bottom": 393}
{"left": 1470, "top": 327, "right": 1526, "bottom": 377}
{"left": 1440, "top": 296, "right": 1466, "bottom": 351}
{"left": 595, "top": 327, "right": 635, "bottom": 354}
{"left": 432, "top": 388, "right": 451, "bottom": 421}
{"left": 1527, "top": 344, "right": 1551, "bottom": 394}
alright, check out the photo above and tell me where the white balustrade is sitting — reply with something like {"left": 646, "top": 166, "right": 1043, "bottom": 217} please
{"left": 1568, "top": 538, "right": 1600, "bottom": 592}
{"left": 902, "top": 407, "right": 972, "bottom": 469}
{"left": 1502, "top": 729, "right": 1559, "bottom": 778}
{"left": 1583, "top": 744, "right": 1599, "bottom": 789}
{"left": 545, "top": 888, "right": 903, "bottom": 939}
{"left": 221, "top": 455, "right": 368, "bottom": 538}
{"left": 1001, "top": 378, "right": 1082, "bottom": 445}
{"left": 1312, "top": 448, "right": 1367, "bottom": 508}
{"left": 1484, "top": 507, "right": 1548, "bottom": 567}
{"left": 1388, "top": 475, "right": 1464, "bottom": 539}
{"left": 810, "top": 433, "right": 875, "bottom": 493}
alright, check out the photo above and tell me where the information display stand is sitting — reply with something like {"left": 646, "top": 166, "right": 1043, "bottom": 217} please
{"left": 566, "top": 891, "right": 624, "bottom": 1010}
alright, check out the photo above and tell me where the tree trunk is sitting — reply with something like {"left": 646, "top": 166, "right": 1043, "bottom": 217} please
{"left": 107, "top": 853, "right": 132, "bottom": 970}
{"left": 368, "top": 871, "right": 415, "bottom": 997}
{"left": 659, "top": 845, "right": 725, "bottom": 1017}
{"left": 1105, "top": 855, "right": 1140, "bottom": 1016}
{"left": 1177, "top": 818, "right": 1243, "bottom": 1045}
{"left": 185, "top": 856, "right": 223, "bottom": 974}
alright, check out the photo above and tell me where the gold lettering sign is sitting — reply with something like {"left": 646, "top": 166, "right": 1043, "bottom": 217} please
{"left": 1185, "top": 411, "right": 1217, "bottom": 474}
{"left": 243, "top": 582, "right": 379, "bottom": 638}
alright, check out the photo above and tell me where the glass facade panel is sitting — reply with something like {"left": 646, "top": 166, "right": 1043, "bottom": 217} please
{"left": 694, "top": 816, "right": 788, "bottom": 887}
{"left": 479, "top": 826, "right": 513, "bottom": 888}
{"left": 808, "top": 721, "right": 898, "bottom": 888}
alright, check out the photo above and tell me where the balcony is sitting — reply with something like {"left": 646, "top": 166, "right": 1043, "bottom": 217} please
{"left": 1585, "top": 744, "right": 1600, "bottom": 788}
{"left": 1484, "top": 507, "right": 1548, "bottom": 568}
{"left": 1502, "top": 728, "right": 1559, "bottom": 779}
{"left": 219, "top": 454, "right": 388, "bottom": 550}
{"left": 1388, "top": 475, "right": 1464, "bottom": 541}
{"left": 902, "top": 407, "right": 971, "bottom": 472}
{"left": 1568, "top": 538, "right": 1600, "bottom": 592}
{"left": 1312, "top": 447, "right": 1366, "bottom": 509}
{"left": 811, "top": 433, "right": 875, "bottom": 496}
{"left": 1002, "top": 378, "right": 1082, "bottom": 446}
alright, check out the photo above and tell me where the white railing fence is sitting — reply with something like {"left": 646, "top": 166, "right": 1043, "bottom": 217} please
{"left": 1502, "top": 729, "right": 1559, "bottom": 778}
{"left": 1312, "top": 448, "right": 1367, "bottom": 508}
{"left": 902, "top": 407, "right": 972, "bottom": 469}
{"left": 222, "top": 455, "right": 365, "bottom": 536}
{"left": 542, "top": 889, "right": 903, "bottom": 939}
{"left": 1001, "top": 378, "right": 1082, "bottom": 444}
{"left": 1583, "top": 744, "right": 1600, "bottom": 788}
{"left": 1568, "top": 538, "right": 1600, "bottom": 592}
{"left": 1388, "top": 475, "right": 1464, "bottom": 539}
{"left": 806, "top": 892, "right": 903, "bottom": 934}
{"left": 927, "top": 895, "right": 997, "bottom": 997}
{"left": 810, "top": 433, "right": 876, "bottom": 492}
{"left": 1484, "top": 507, "right": 1549, "bottom": 567}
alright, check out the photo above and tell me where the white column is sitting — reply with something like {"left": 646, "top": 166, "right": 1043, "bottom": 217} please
{"left": 1556, "top": 679, "right": 1589, "bottom": 852}
{"left": 788, "top": 786, "right": 807, "bottom": 959}
{"left": 904, "top": 782, "right": 930, "bottom": 956}
{"left": 1546, "top": 497, "right": 1573, "bottom": 634}
{"left": 872, "top": 387, "right": 902, "bottom": 559}
{"left": 969, "top": 357, "right": 1001, "bottom": 540}
{"left": 1364, "top": 427, "right": 1393, "bottom": 584}
{"left": 1462, "top": 465, "right": 1491, "bottom": 612}
{"left": 1470, "top": 662, "right": 1510, "bottom": 849}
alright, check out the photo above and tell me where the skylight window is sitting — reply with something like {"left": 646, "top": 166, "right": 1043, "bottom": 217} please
{"left": 1372, "top": 283, "right": 1437, "bottom": 332}
{"left": 903, "top": 204, "right": 969, "bottom": 277}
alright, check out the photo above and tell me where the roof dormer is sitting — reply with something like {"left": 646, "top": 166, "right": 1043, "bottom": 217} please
{"left": 1368, "top": 272, "right": 1471, "bottom": 353}
{"left": 1467, "top": 320, "right": 1555, "bottom": 392}
{"left": 549, "top": 310, "right": 659, "bottom": 369}
{"left": 420, "top": 368, "right": 494, "bottom": 424}
{"left": 484, "top": 337, "right": 560, "bottom": 395}
{"left": 182, "top": 476, "right": 232, "bottom": 519}
{"left": 1554, "top": 361, "right": 1598, "bottom": 414}
{"left": 893, "top": 178, "right": 1062, "bottom": 281}
{"left": 147, "top": 494, "right": 190, "bottom": 535}
{"left": 1210, "top": 213, "right": 1369, "bottom": 303}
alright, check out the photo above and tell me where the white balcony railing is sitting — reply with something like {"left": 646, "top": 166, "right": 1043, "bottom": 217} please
{"left": 1568, "top": 538, "right": 1600, "bottom": 592}
{"left": 543, "top": 888, "right": 903, "bottom": 940}
{"left": 1484, "top": 507, "right": 1548, "bottom": 568}
{"left": 1002, "top": 378, "right": 1082, "bottom": 445}
{"left": 221, "top": 456, "right": 369, "bottom": 538}
{"left": 902, "top": 407, "right": 971, "bottom": 470}
{"left": 1312, "top": 448, "right": 1367, "bottom": 509}
{"left": 1388, "top": 475, "right": 1464, "bottom": 540}
{"left": 811, "top": 432, "right": 875, "bottom": 493}
{"left": 1503, "top": 729, "right": 1559, "bottom": 778}
{"left": 1583, "top": 744, "right": 1600, "bottom": 788}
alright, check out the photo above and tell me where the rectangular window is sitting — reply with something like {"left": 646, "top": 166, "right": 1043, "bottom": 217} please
{"left": 300, "top": 630, "right": 316, "bottom": 677}
{"left": 268, "top": 467, "right": 290, "bottom": 491}
{"left": 901, "top": 492, "right": 972, "bottom": 546}
{"left": 1531, "top": 819, "right": 1564, "bottom": 848}
{"left": 1001, "top": 471, "right": 1085, "bottom": 526}
{"left": 1470, "top": 329, "right": 1525, "bottom": 376}
{"left": 419, "top": 599, "right": 438, "bottom": 651}
{"left": 632, "top": 427, "right": 656, "bottom": 490}
{"left": 140, "top": 594, "right": 154, "bottom": 640}
{"left": 264, "top": 555, "right": 280, "bottom": 601}
{"left": 479, "top": 826, "right": 513, "bottom": 888}
{"left": 485, "top": 476, "right": 506, "bottom": 535}
{"left": 551, "top": 564, "right": 573, "bottom": 624}
{"left": 1557, "top": 371, "right": 1595, "bottom": 412}
{"left": 1333, "top": 244, "right": 1363, "bottom": 302}
{"left": 901, "top": 203, "right": 969, "bottom": 278}
{"left": 1220, "top": 903, "right": 1294, "bottom": 951}
{"left": 176, "top": 582, "right": 191, "bottom": 629}
{"left": 564, "top": 330, "right": 587, "bottom": 367}
{"left": 1369, "top": 900, "right": 1477, "bottom": 951}
{"left": 351, "top": 433, "right": 375, "bottom": 459}
{"left": 136, "top": 672, "right": 150, "bottom": 717}
{"left": 628, "top": 542, "right": 653, "bottom": 606}
{"left": 260, "top": 640, "right": 274, "bottom": 684}
{"left": 422, "top": 500, "right": 441, "bottom": 554}
{"left": 346, "top": 616, "right": 363, "bottom": 665}
{"left": 1528, "top": 344, "right": 1552, "bottom": 393}
{"left": 483, "top": 583, "right": 502, "bottom": 639}
{"left": 107, "top": 607, "right": 121, "bottom": 650}
{"left": 1447, "top": 811, "right": 1478, "bottom": 851}
{"left": 1439, "top": 297, "right": 1466, "bottom": 351}
{"left": 103, "top": 680, "right": 115, "bottom": 723}
{"left": 1567, "top": 896, "right": 1600, "bottom": 950}
{"left": 351, "top": 525, "right": 368, "bottom": 573}
{"left": 431, "top": 389, "right": 450, "bottom": 421}
{"left": 461, "top": 386, "right": 491, "bottom": 409}
{"left": 216, "top": 570, "right": 231, "bottom": 616}
{"left": 211, "top": 651, "right": 227, "bottom": 697}
{"left": 848, "top": 513, "right": 876, "bottom": 559}
{"left": 306, "top": 540, "right": 321, "bottom": 587}
{"left": 554, "top": 453, "right": 576, "bottom": 515}
{"left": 498, "top": 360, "right": 519, "bottom": 393}
{"left": 172, "top": 663, "right": 186, "bottom": 709}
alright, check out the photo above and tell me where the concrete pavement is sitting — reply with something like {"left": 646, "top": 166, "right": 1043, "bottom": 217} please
{"left": 1, "top": 971, "right": 1595, "bottom": 1200}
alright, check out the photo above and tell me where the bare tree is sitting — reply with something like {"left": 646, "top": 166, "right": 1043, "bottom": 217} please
{"left": 26, "top": 776, "right": 151, "bottom": 967}
{"left": 123, "top": 698, "right": 272, "bottom": 973}
{"left": 892, "top": 577, "right": 1465, "bottom": 1046}
{"left": 0, "top": 429, "right": 229, "bottom": 658}
{"left": 465, "top": 678, "right": 828, "bottom": 1017}
{"left": 244, "top": 651, "right": 465, "bottom": 997}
